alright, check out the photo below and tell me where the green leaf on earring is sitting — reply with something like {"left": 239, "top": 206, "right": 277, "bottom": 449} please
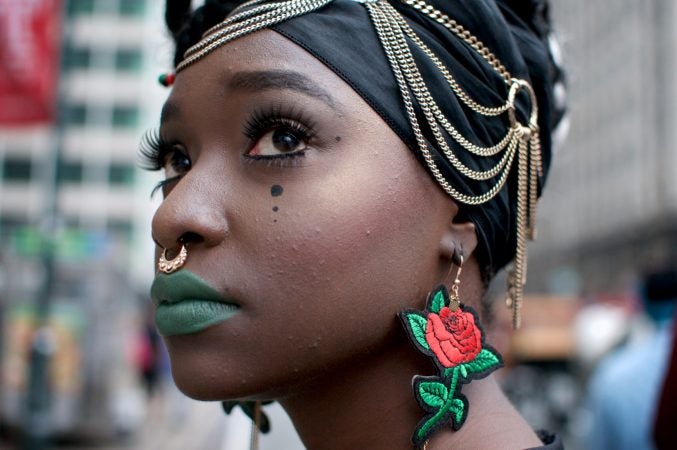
{"left": 407, "top": 313, "right": 430, "bottom": 351}
{"left": 419, "top": 381, "right": 449, "bottom": 408}
{"left": 450, "top": 398, "right": 465, "bottom": 424}
{"left": 430, "top": 288, "right": 446, "bottom": 313}
{"left": 465, "top": 348, "right": 501, "bottom": 375}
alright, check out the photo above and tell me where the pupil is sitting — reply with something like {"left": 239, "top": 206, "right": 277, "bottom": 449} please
{"left": 171, "top": 151, "right": 190, "bottom": 171}
{"left": 272, "top": 129, "right": 299, "bottom": 152}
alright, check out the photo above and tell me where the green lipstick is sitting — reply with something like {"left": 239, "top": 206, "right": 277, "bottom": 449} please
{"left": 150, "top": 270, "right": 239, "bottom": 336}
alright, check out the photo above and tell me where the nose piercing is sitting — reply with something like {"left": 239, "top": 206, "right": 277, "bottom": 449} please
{"left": 158, "top": 245, "right": 188, "bottom": 274}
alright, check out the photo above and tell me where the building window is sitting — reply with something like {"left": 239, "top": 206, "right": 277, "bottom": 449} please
{"left": 63, "top": 46, "right": 91, "bottom": 69}
{"left": 112, "top": 105, "right": 139, "bottom": 128}
{"left": 67, "top": 104, "right": 88, "bottom": 125}
{"left": 59, "top": 160, "right": 84, "bottom": 183}
{"left": 108, "top": 163, "right": 134, "bottom": 185}
{"left": 118, "top": 0, "right": 145, "bottom": 16}
{"left": 68, "top": 0, "right": 96, "bottom": 16}
{"left": 3, "top": 157, "right": 32, "bottom": 181}
{"left": 115, "top": 48, "right": 143, "bottom": 71}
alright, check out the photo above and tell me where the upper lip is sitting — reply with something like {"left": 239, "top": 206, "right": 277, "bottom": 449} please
{"left": 150, "top": 270, "right": 237, "bottom": 307}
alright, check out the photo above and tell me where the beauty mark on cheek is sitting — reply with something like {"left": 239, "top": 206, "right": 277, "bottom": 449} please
{"left": 271, "top": 185, "right": 283, "bottom": 224}
{"left": 335, "top": 136, "right": 341, "bottom": 142}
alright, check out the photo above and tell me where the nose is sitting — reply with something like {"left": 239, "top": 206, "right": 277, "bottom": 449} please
{"left": 151, "top": 173, "right": 229, "bottom": 254}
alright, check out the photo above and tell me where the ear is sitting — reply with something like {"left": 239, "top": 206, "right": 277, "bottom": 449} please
{"left": 438, "top": 220, "right": 478, "bottom": 266}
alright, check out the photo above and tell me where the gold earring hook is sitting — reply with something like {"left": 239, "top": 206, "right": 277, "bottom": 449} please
{"left": 448, "top": 254, "right": 463, "bottom": 311}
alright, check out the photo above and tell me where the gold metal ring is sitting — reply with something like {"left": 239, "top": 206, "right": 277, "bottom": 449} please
{"left": 158, "top": 245, "right": 188, "bottom": 274}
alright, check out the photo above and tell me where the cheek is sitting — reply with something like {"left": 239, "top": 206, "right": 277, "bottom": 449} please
{"left": 237, "top": 147, "right": 450, "bottom": 363}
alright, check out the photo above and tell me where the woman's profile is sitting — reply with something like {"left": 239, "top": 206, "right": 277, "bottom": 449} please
{"left": 142, "top": 0, "right": 566, "bottom": 448}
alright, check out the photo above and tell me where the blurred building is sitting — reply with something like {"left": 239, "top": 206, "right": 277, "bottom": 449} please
{"left": 0, "top": 0, "right": 169, "bottom": 441}
{"left": 0, "top": 0, "right": 163, "bottom": 277}
{"left": 529, "top": 1, "right": 677, "bottom": 293}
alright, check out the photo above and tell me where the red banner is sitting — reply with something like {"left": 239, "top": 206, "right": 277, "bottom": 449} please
{"left": 0, "top": 0, "right": 61, "bottom": 125}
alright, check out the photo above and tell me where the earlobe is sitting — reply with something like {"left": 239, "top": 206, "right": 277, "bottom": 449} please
{"left": 439, "top": 221, "right": 478, "bottom": 263}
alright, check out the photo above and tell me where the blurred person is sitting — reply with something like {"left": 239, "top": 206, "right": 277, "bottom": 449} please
{"left": 583, "top": 269, "right": 677, "bottom": 450}
{"left": 143, "top": 0, "right": 566, "bottom": 449}
{"left": 135, "top": 306, "right": 162, "bottom": 398}
{"left": 653, "top": 307, "right": 677, "bottom": 449}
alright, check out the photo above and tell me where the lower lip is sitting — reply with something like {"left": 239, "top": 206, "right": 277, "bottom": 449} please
{"left": 155, "top": 300, "right": 239, "bottom": 336}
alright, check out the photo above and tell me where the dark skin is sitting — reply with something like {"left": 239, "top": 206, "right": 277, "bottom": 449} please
{"left": 151, "top": 30, "right": 541, "bottom": 449}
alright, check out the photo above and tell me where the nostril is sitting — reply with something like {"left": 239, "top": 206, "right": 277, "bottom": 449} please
{"left": 179, "top": 231, "right": 204, "bottom": 246}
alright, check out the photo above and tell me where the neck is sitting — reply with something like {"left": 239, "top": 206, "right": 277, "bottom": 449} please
{"left": 279, "top": 334, "right": 541, "bottom": 450}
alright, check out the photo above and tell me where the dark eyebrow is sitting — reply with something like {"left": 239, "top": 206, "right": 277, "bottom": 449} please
{"left": 160, "top": 70, "right": 341, "bottom": 125}
{"left": 227, "top": 69, "right": 340, "bottom": 109}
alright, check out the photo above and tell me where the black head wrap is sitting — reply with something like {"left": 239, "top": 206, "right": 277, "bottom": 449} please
{"left": 167, "top": 0, "right": 566, "bottom": 279}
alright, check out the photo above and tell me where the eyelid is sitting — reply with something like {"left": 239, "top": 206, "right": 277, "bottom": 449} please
{"left": 242, "top": 105, "right": 317, "bottom": 144}
{"left": 241, "top": 151, "right": 307, "bottom": 168}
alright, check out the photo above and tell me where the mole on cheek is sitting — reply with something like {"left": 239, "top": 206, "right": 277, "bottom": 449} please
{"left": 271, "top": 185, "right": 283, "bottom": 197}
{"left": 335, "top": 136, "right": 341, "bottom": 142}
{"left": 273, "top": 206, "right": 279, "bottom": 212}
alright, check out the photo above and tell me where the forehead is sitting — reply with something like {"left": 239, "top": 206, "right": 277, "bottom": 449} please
{"left": 164, "top": 29, "right": 351, "bottom": 115}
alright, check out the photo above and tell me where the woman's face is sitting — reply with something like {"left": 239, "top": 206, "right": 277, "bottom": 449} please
{"left": 151, "top": 30, "right": 460, "bottom": 400}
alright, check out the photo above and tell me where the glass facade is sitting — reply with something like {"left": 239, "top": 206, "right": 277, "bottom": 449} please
{"left": 2, "top": 158, "right": 32, "bottom": 182}
{"left": 108, "top": 163, "right": 135, "bottom": 185}
{"left": 115, "top": 49, "right": 143, "bottom": 71}
{"left": 67, "top": 104, "right": 88, "bottom": 125}
{"left": 119, "top": 0, "right": 145, "bottom": 16}
{"left": 0, "top": 0, "right": 150, "bottom": 246}
{"left": 59, "top": 160, "right": 84, "bottom": 183}
{"left": 63, "top": 46, "right": 91, "bottom": 69}
{"left": 112, "top": 105, "right": 139, "bottom": 128}
{"left": 67, "top": 0, "right": 95, "bottom": 16}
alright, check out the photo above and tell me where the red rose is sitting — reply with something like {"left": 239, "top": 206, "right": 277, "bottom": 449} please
{"left": 425, "top": 307, "right": 482, "bottom": 367}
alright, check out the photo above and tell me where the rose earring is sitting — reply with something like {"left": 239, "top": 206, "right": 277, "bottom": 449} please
{"left": 399, "top": 250, "right": 503, "bottom": 448}
{"left": 158, "top": 245, "right": 188, "bottom": 274}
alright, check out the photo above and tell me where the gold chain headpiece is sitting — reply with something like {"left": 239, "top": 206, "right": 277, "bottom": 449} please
{"left": 176, "top": 0, "right": 542, "bottom": 328}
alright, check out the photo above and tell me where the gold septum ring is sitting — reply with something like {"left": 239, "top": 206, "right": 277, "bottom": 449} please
{"left": 158, "top": 245, "right": 188, "bottom": 274}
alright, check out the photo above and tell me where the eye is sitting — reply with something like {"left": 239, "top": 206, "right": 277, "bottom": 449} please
{"left": 139, "top": 129, "right": 192, "bottom": 198}
{"left": 248, "top": 127, "right": 309, "bottom": 157}
{"left": 149, "top": 146, "right": 191, "bottom": 198}
{"left": 163, "top": 146, "right": 191, "bottom": 178}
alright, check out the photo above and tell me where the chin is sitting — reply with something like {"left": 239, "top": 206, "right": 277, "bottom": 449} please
{"left": 170, "top": 363, "right": 241, "bottom": 401}
{"left": 164, "top": 342, "right": 240, "bottom": 401}
{"left": 165, "top": 343, "right": 278, "bottom": 401}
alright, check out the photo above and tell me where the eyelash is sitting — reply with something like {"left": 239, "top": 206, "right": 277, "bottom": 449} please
{"left": 242, "top": 105, "right": 316, "bottom": 161}
{"left": 138, "top": 128, "right": 174, "bottom": 171}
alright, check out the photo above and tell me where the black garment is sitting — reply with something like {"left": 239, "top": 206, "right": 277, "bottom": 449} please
{"left": 528, "top": 430, "right": 564, "bottom": 450}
